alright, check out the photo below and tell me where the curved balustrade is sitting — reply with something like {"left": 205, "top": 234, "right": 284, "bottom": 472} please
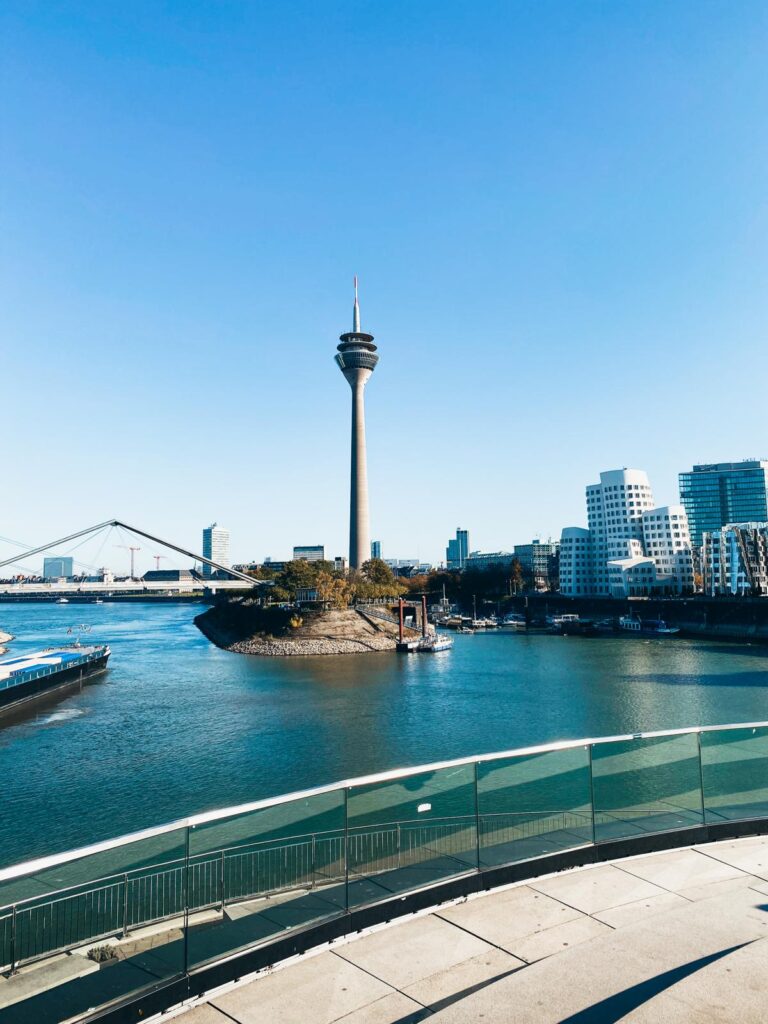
{"left": 2, "top": 721, "right": 768, "bottom": 1024}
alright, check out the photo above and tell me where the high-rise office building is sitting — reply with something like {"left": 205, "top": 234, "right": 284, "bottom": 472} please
{"left": 202, "top": 523, "right": 230, "bottom": 579}
{"left": 679, "top": 461, "right": 768, "bottom": 548}
{"left": 335, "top": 278, "right": 379, "bottom": 569}
{"left": 293, "top": 545, "right": 325, "bottom": 562}
{"left": 446, "top": 528, "right": 469, "bottom": 570}
{"left": 371, "top": 540, "right": 381, "bottom": 560}
{"left": 43, "top": 556, "right": 74, "bottom": 580}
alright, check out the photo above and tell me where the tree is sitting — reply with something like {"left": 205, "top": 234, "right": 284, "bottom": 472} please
{"left": 316, "top": 572, "right": 353, "bottom": 609}
{"left": 510, "top": 559, "right": 525, "bottom": 594}
{"left": 360, "top": 558, "right": 396, "bottom": 586}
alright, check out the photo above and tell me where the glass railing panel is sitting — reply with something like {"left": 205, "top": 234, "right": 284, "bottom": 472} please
{"left": 346, "top": 763, "right": 477, "bottom": 908}
{"left": 186, "top": 789, "right": 345, "bottom": 971}
{"left": 592, "top": 733, "right": 703, "bottom": 843}
{"left": 0, "top": 827, "right": 187, "bottom": 1024}
{"left": 700, "top": 726, "right": 768, "bottom": 823}
{"left": 477, "top": 746, "right": 593, "bottom": 868}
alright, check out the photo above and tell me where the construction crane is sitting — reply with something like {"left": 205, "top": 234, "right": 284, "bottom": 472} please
{"left": 152, "top": 555, "right": 167, "bottom": 571}
{"left": 114, "top": 545, "right": 141, "bottom": 579}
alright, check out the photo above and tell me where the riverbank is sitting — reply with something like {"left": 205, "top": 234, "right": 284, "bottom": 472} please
{"left": 195, "top": 601, "right": 418, "bottom": 656}
{"left": 507, "top": 595, "right": 768, "bottom": 644}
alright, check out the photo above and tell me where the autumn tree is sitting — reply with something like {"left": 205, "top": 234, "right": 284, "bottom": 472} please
{"left": 315, "top": 571, "right": 353, "bottom": 609}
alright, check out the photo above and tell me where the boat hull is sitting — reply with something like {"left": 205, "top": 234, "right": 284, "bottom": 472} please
{"left": 0, "top": 650, "right": 110, "bottom": 716}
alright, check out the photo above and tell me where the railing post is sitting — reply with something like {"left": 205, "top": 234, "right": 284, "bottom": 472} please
{"left": 473, "top": 761, "right": 482, "bottom": 873}
{"left": 343, "top": 790, "right": 349, "bottom": 913}
{"left": 219, "top": 850, "right": 226, "bottom": 912}
{"left": 696, "top": 730, "right": 707, "bottom": 825}
{"left": 121, "top": 873, "right": 129, "bottom": 937}
{"left": 311, "top": 834, "right": 317, "bottom": 889}
{"left": 9, "top": 905, "right": 17, "bottom": 976}
{"left": 587, "top": 744, "right": 597, "bottom": 847}
{"left": 396, "top": 822, "right": 401, "bottom": 869}
{"left": 183, "top": 827, "right": 191, "bottom": 977}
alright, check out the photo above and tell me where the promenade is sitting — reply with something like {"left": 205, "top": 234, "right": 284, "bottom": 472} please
{"left": 176, "top": 834, "right": 768, "bottom": 1024}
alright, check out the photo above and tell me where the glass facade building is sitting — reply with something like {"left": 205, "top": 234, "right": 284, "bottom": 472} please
{"left": 292, "top": 545, "right": 325, "bottom": 562}
{"left": 42, "top": 556, "right": 74, "bottom": 579}
{"left": 446, "top": 528, "right": 469, "bottom": 570}
{"left": 679, "top": 461, "right": 768, "bottom": 548}
{"left": 202, "top": 523, "right": 230, "bottom": 579}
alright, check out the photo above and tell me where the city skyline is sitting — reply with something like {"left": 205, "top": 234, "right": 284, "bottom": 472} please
{"left": 3, "top": 2, "right": 768, "bottom": 569}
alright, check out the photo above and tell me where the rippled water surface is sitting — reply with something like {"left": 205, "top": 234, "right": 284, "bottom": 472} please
{"left": 1, "top": 602, "right": 767, "bottom": 866}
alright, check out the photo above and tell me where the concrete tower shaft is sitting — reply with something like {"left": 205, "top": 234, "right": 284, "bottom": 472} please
{"left": 335, "top": 280, "right": 378, "bottom": 570}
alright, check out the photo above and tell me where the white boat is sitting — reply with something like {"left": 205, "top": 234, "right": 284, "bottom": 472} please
{"left": 419, "top": 634, "right": 454, "bottom": 652}
{"left": 502, "top": 613, "right": 526, "bottom": 628}
{"left": 56, "top": 597, "right": 70, "bottom": 604}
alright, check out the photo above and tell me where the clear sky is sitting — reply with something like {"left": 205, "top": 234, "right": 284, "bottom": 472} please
{"left": 2, "top": 1, "right": 767, "bottom": 574}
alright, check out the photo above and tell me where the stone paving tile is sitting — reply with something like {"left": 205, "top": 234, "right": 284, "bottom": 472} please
{"left": 337, "top": 914, "right": 495, "bottom": 991}
{"left": 678, "top": 873, "right": 768, "bottom": 902}
{"left": 617, "top": 847, "right": 746, "bottom": 892}
{"left": 692, "top": 836, "right": 768, "bottom": 878}
{"left": 530, "top": 864, "right": 667, "bottom": 915}
{"left": 592, "top": 891, "right": 689, "bottom": 928}
{"left": 179, "top": 1006, "right": 234, "bottom": 1024}
{"left": 621, "top": 934, "right": 768, "bottom": 1024}
{"left": 437, "top": 884, "right": 583, "bottom": 948}
{"left": 430, "top": 887, "right": 768, "bottom": 1024}
{"left": 211, "top": 952, "right": 394, "bottom": 1024}
{"left": 334, "top": 991, "right": 427, "bottom": 1023}
{"left": 506, "top": 915, "right": 611, "bottom": 964}
{"left": 402, "top": 947, "right": 521, "bottom": 1008}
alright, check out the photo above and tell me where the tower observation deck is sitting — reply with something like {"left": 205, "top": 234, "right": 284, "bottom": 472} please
{"left": 335, "top": 278, "right": 378, "bottom": 570}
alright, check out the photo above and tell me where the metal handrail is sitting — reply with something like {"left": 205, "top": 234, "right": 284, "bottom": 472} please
{"left": 1, "top": 810, "right": 582, "bottom": 972}
{"left": 2, "top": 719, "right": 767, "bottom": 884}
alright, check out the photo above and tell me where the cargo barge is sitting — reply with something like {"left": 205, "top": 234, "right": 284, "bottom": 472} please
{"left": 0, "top": 645, "right": 111, "bottom": 716}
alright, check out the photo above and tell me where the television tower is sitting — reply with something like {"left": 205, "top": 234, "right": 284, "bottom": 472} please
{"left": 335, "top": 277, "right": 379, "bottom": 570}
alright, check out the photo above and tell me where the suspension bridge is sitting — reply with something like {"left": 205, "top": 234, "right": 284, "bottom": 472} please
{"left": 0, "top": 520, "right": 260, "bottom": 600}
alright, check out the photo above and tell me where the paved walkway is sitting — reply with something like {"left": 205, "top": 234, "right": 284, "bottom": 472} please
{"left": 174, "top": 835, "right": 768, "bottom": 1023}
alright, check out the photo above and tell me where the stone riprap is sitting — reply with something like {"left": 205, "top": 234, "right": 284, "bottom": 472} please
{"left": 195, "top": 605, "right": 417, "bottom": 657}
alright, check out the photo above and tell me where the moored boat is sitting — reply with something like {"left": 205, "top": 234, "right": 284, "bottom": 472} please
{"left": 419, "top": 634, "right": 454, "bottom": 652}
{"left": 502, "top": 613, "right": 527, "bottom": 628}
{"left": 619, "top": 615, "right": 680, "bottom": 637}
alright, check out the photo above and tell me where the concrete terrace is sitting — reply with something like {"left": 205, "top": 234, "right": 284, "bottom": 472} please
{"left": 174, "top": 835, "right": 768, "bottom": 1024}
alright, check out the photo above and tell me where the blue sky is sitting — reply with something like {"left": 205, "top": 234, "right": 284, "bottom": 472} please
{"left": 2, "top": 1, "right": 767, "bottom": 573}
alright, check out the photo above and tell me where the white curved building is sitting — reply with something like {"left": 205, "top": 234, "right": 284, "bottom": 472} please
{"left": 558, "top": 528, "right": 594, "bottom": 596}
{"left": 560, "top": 470, "right": 694, "bottom": 596}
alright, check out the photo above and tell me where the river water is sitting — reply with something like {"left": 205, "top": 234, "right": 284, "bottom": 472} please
{"left": 1, "top": 602, "right": 767, "bottom": 868}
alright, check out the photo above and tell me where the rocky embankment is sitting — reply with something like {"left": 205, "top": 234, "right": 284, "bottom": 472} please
{"left": 0, "top": 631, "right": 12, "bottom": 655}
{"left": 195, "top": 602, "right": 418, "bottom": 656}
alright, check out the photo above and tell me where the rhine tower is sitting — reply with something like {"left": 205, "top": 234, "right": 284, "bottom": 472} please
{"left": 335, "top": 278, "right": 379, "bottom": 569}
